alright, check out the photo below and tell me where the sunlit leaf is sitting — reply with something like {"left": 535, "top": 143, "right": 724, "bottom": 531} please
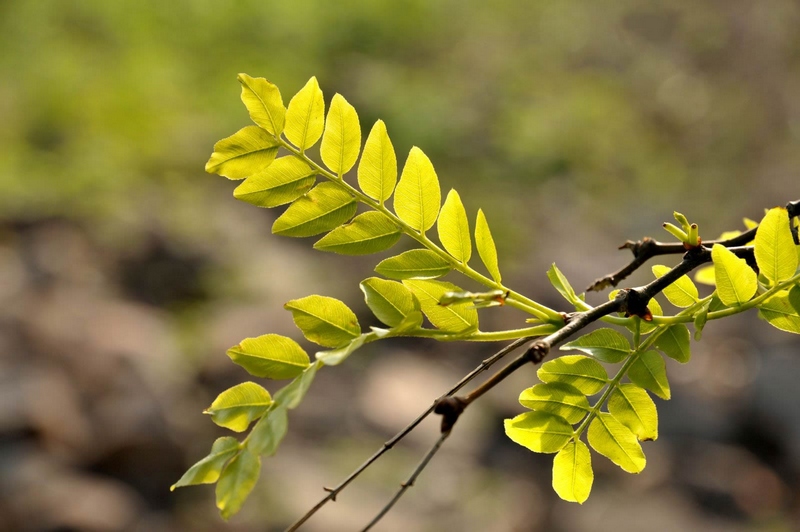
{"left": 205, "top": 382, "right": 272, "bottom": 433}
{"left": 360, "top": 277, "right": 420, "bottom": 327}
{"left": 711, "top": 244, "right": 757, "bottom": 307}
{"left": 316, "top": 332, "right": 373, "bottom": 366}
{"left": 285, "top": 76, "right": 325, "bottom": 150}
{"left": 394, "top": 147, "right": 441, "bottom": 233}
{"left": 273, "top": 361, "right": 321, "bottom": 409}
{"left": 755, "top": 207, "right": 798, "bottom": 284}
{"left": 693, "top": 301, "right": 710, "bottom": 340}
{"left": 587, "top": 413, "right": 646, "bottom": 473}
{"left": 233, "top": 156, "right": 316, "bottom": 207}
{"left": 560, "top": 328, "right": 630, "bottom": 363}
{"left": 694, "top": 265, "right": 715, "bottom": 286}
{"left": 320, "top": 93, "right": 361, "bottom": 175}
{"left": 246, "top": 406, "right": 288, "bottom": 456}
{"left": 504, "top": 411, "right": 573, "bottom": 453}
{"left": 654, "top": 324, "right": 691, "bottom": 363}
{"left": 206, "top": 126, "right": 280, "bottom": 180}
{"left": 216, "top": 449, "right": 260, "bottom": 520}
{"left": 758, "top": 291, "right": 800, "bottom": 334}
{"left": 314, "top": 212, "right": 400, "bottom": 255}
{"left": 438, "top": 189, "right": 472, "bottom": 263}
{"left": 475, "top": 209, "right": 501, "bottom": 283}
{"left": 651, "top": 265, "right": 699, "bottom": 307}
{"left": 226, "top": 334, "right": 310, "bottom": 380}
{"left": 272, "top": 182, "right": 357, "bottom": 238}
{"left": 375, "top": 249, "right": 451, "bottom": 280}
{"left": 790, "top": 284, "right": 800, "bottom": 315}
{"left": 284, "top": 295, "right": 360, "bottom": 347}
{"left": 547, "top": 264, "right": 581, "bottom": 306}
{"left": 402, "top": 279, "right": 478, "bottom": 333}
{"left": 608, "top": 384, "right": 658, "bottom": 441}
{"left": 358, "top": 120, "right": 397, "bottom": 203}
{"left": 238, "top": 73, "right": 285, "bottom": 136}
{"left": 552, "top": 440, "right": 593, "bottom": 504}
{"left": 628, "top": 351, "right": 670, "bottom": 400}
{"left": 519, "top": 382, "right": 590, "bottom": 424}
{"left": 171, "top": 437, "right": 239, "bottom": 490}
{"left": 537, "top": 355, "right": 608, "bottom": 395}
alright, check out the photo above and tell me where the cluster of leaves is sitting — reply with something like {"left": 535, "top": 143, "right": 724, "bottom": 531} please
{"left": 173, "top": 74, "right": 800, "bottom": 520}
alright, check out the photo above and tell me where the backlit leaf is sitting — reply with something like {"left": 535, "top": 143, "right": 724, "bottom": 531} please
{"left": 758, "top": 291, "right": 800, "bottom": 334}
{"left": 537, "top": 355, "right": 608, "bottom": 395}
{"left": 587, "top": 412, "right": 646, "bottom": 473}
{"left": 402, "top": 279, "right": 478, "bottom": 333}
{"left": 504, "top": 411, "right": 573, "bottom": 453}
{"left": 246, "top": 406, "right": 288, "bottom": 456}
{"left": 651, "top": 265, "right": 699, "bottom": 307}
{"left": 548, "top": 264, "right": 581, "bottom": 306}
{"left": 790, "top": 285, "right": 800, "bottom": 315}
{"left": 272, "top": 182, "right": 357, "bottom": 238}
{"left": 238, "top": 73, "right": 285, "bottom": 136}
{"left": 171, "top": 437, "right": 239, "bottom": 490}
{"left": 654, "top": 324, "right": 691, "bottom": 363}
{"left": 754, "top": 207, "right": 797, "bottom": 284}
{"left": 694, "top": 265, "right": 715, "bottom": 286}
{"left": 273, "top": 361, "right": 321, "bottom": 409}
{"left": 438, "top": 189, "right": 472, "bottom": 263}
{"left": 320, "top": 93, "right": 361, "bottom": 175}
{"left": 233, "top": 156, "right": 316, "bottom": 207}
{"left": 216, "top": 449, "right": 260, "bottom": 520}
{"left": 285, "top": 76, "right": 325, "bottom": 150}
{"left": 205, "top": 382, "right": 272, "bottom": 433}
{"left": 284, "top": 295, "right": 360, "bottom": 347}
{"left": 519, "top": 382, "right": 590, "bottom": 424}
{"left": 358, "top": 120, "right": 397, "bottom": 203}
{"left": 394, "top": 147, "right": 441, "bottom": 233}
{"left": 226, "top": 334, "right": 310, "bottom": 380}
{"left": 711, "top": 244, "right": 757, "bottom": 306}
{"left": 552, "top": 440, "right": 593, "bottom": 504}
{"left": 475, "top": 209, "right": 501, "bottom": 283}
{"left": 560, "top": 328, "right": 630, "bottom": 363}
{"left": 375, "top": 249, "right": 451, "bottom": 280}
{"left": 316, "top": 333, "right": 371, "bottom": 366}
{"left": 608, "top": 384, "right": 658, "bottom": 441}
{"left": 313, "top": 211, "right": 400, "bottom": 255}
{"left": 360, "top": 277, "right": 420, "bottom": 327}
{"left": 628, "top": 351, "right": 670, "bottom": 400}
{"left": 206, "top": 126, "right": 280, "bottom": 180}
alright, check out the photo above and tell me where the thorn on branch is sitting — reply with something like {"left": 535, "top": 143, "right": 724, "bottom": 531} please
{"left": 433, "top": 396, "right": 467, "bottom": 433}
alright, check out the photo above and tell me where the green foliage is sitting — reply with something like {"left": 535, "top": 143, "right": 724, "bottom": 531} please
{"left": 285, "top": 76, "right": 325, "bottom": 151}
{"left": 284, "top": 295, "right": 361, "bottom": 348}
{"left": 587, "top": 413, "right": 645, "bottom": 473}
{"left": 608, "top": 384, "right": 658, "bottom": 441}
{"left": 475, "top": 209, "right": 502, "bottom": 283}
{"left": 651, "top": 265, "right": 699, "bottom": 307}
{"left": 272, "top": 182, "right": 357, "bottom": 237}
{"left": 321, "top": 94, "right": 361, "bottom": 176}
{"left": 360, "top": 277, "right": 420, "bottom": 327}
{"left": 233, "top": 156, "right": 316, "bottom": 207}
{"left": 518, "top": 383, "right": 590, "bottom": 424}
{"left": 171, "top": 437, "right": 240, "bottom": 490}
{"left": 205, "top": 382, "right": 273, "bottom": 432}
{"left": 375, "top": 249, "right": 452, "bottom": 279}
{"left": 754, "top": 207, "right": 798, "bottom": 284}
{"left": 711, "top": 244, "right": 757, "bottom": 306}
{"left": 504, "top": 411, "right": 574, "bottom": 453}
{"left": 238, "top": 74, "right": 285, "bottom": 136}
{"left": 552, "top": 440, "right": 593, "bottom": 504}
{"left": 314, "top": 212, "right": 401, "bottom": 255}
{"left": 628, "top": 351, "right": 671, "bottom": 400}
{"left": 560, "top": 328, "right": 630, "bottom": 363}
{"left": 403, "top": 279, "right": 479, "bottom": 333}
{"left": 537, "top": 355, "right": 608, "bottom": 395}
{"left": 206, "top": 126, "right": 280, "bottom": 180}
{"left": 394, "top": 147, "right": 441, "bottom": 233}
{"left": 653, "top": 324, "right": 691, "bottom": 364}
{"left": 226, "top": 334, "right": 310, "bottom": 380}
{"left": 216, "top": 448, "right": 261, "bottom": 520}
{"left": 438, "top": 189, "right": 472, "bottom": 264}
{"left": 358, "top": 120, "right": 397, "bottom": 204}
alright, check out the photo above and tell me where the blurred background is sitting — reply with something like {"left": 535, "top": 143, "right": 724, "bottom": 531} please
{"left": 1, "top": 1, "right": 799, "bottom": 530}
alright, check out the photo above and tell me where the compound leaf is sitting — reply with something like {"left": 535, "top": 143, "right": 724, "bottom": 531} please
{"left": 320, "top": 93, "right": 361, "bottom": 175}
{"left": 226, "top": 334, "right": 310, "bottom": 380}
{"left": 314, "top": 211, "right": 400, "bottom": 255}
{"left": 375, "top": 249, "right": 451, "bottom": 280}
{"left": 628, "top": 351, "right": 670, "bottom": 400}
{"left": 216, "top": 449, "right": 260, "bottom": 520}
{"left": 475, "top": 208, "right": 501, "bottom": 283}
{"left": 273, "top": 361, "right": 321, "bottom": 409}
{"left": 712, "top": 244, "right": 757, "bottom": 307}
{"left": 552, "top": 440, "right": 593, "bottom": 504}
{"left": 285, "top": 76, "right": 325, "bottom": 150}
{"left": 272, "top": 182, "right": 357, "bottom": 238}
{"left": 206, "top": 126, "right": 280, "bottom": 180}
{"left": 234, "top": 156, "right": 316, "bottom": 207}
{"left": 238, "top": 73, "right": 285, "bottom": 136}
{"left": 560, "top": 328, "right": 630, "bottom": 363}
{"left": 758, "top": 291, "right": 800, "bottom": 334}
{"left": 651, "top": 265, "right": 699, "bottom": 307}
{"left": 402, "top": 279, "right": 478, "bottom": 333}
{"left": 588, "top": 412, "right": 646, "bottom": 473}
{"left": 285, "top": 295, "right": 360, "bottom": 347}
{"left": 394, "top": 147, "right": 441, "bottom": 233}
{"left": 519, "top": 382, "right": 590, "bottom": 424}
{"left": 205, "top": 382, "right": 272, "bottom": 433}
{"left": 171, "top": 437, "right": 240, "bottom": 490}
{"left": 358, "top": 120, "right": 397, "bottom": 203}
{"left": 360, "top": 277, "right": 420, "bottom": 327}
{"left": 754, "top": 207, "right": 797, "bottom": 284}
{"left": 537, "top": 355, "right": 608, "bottom": 395}
{"left": 654, "top": 324, "right": 691, "bottom": 363}
{"left": 438, "top": 189, "right": 471, "bottom": 263}
{"left": 608, "top": 384, "right": 658, "bottom": 441}
{"left": 504, "top": 411, "right": 573, "bottom": 453}
{"left": 246, "top": 406, "right": 288, "bottom": 457}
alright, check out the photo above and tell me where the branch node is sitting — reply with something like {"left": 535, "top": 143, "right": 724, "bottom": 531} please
{"left": 620, "top": 288, "right": 652, "bottom": 320}
{"left": 525, "top": 340, "right": 550, "bottom": 364}
{"left": 433, "top": 396, "right": 467, "bottom": 434}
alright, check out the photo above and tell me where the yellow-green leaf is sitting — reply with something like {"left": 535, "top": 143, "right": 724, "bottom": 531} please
{"left": 608, "top": 384, "right": 658, "bottom": 441}
{"left": 552, "top": 440, "right": 593, "bottom": 504}
{"left": 272, "top": 182, "right": 357, "bottom": 238}
{"left": 205, "top": 382, "right": 272, "bottom": 433}
{"left": 226, "top": 334, "right": 310, "bottom": 380}
{"left": 246, "top": 406, "right": 288, "bottom": 457}
{"left": 504, "top": 411, "right": 573, "bottom": 453}
{"left": 316, "top": 333, "right": 371, "bottom": 366}
{"left": 654, "top": 324, "right": 691, "bottom": 363}
{"left": 394, "top": 147, "right": 441, "bottom": 233}
{"left": 790, "top": 285, "right": 800, "bottom": 315}
{"left": 758, "top": 291, "right": 800, "bottom": 334}
{"left": 320, "top": 93, "right": 361, "bottom": 175}
{"left": 206, "top": 126, "right": 280, "bottom": 180}
{"left": 711, "top": 244, "right": 758, "bottom": 306}
{"left": 313, "top": 211, "right": 400, "bottom": 255}
{"left": 285, "top": 76, "right": 325, "bottom": 150}
{"left": 284, "top": 295, "right": 360, "bottom": 348}
{"left": 651, "top": 265, "right": 699, "bottom": 307}
{"left": 519, "top": 382, "right": 590, "bottom": 424}
{"left": 694, "top": 265, "right": 715, "bottom": 286}
{"left": 628, "top": 351, "right": 670, "bottom": 400}
{"left": 273, "top": 361, "right": 321, "bottom": 409}
{"left": 560, "top": 328, "right": 630, "bottom": 363}
{"left": 171, "top": 437, "right": 239, "bottom": 490}
{"left": 237, "top": 73, "right": 285, "bottom": 136}
{"left": 754, "top": 207, "right": 798, "bottom": 284}
{"left": 537, "top": 355, "right": 608, "bottom": 395}
{"left": 233, "top": 156, "right": 316, "bottom": 207}
{"left": 547, "top": 264, "right": 581, "bottom": 307}
{"left": 587, "top": 413, "right": 646, "bottom": 473}
{"left": 474, "top": 208, "right": 501, "bottom": 283}
{"left": 360, "top": 277, "right": 420, "bottom": 327}
{"left": 438, "top": 189, "right": 471, "bottom": 263}
{"left": 216, "top": 449, "right": 260, "bottom": 520}
{"left": 402, "top": 279, "right": 478, "bottom": 333}
{"left": 374, "top": 249, "right": 452, "bottom": 280}
{"left": 358, "top": 120, "right": 397, "bottom": 203}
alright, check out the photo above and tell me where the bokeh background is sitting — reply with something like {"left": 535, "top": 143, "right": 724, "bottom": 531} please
{"left": 1, "top": 1, "right": 799, "bottom": 530}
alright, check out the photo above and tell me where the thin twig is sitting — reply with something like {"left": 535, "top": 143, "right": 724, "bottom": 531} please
{"left": 360, "top": 431, "right": 452, "bottom": 532}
